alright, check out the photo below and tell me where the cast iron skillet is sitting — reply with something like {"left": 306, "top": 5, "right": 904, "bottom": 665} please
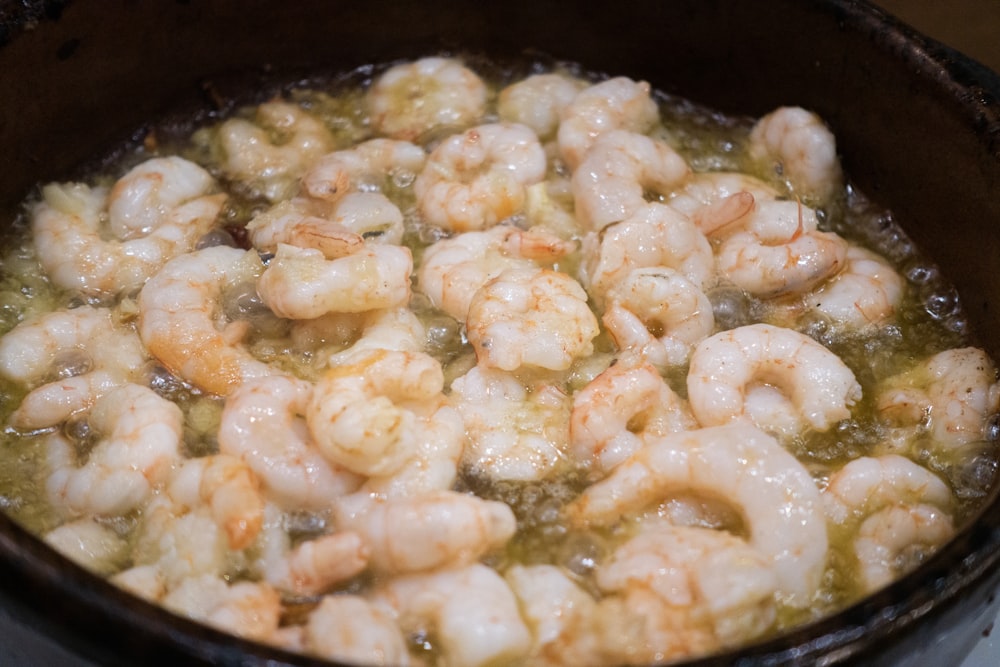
{"left": 2, "top": 1, "right": 1000, "bottom": 665}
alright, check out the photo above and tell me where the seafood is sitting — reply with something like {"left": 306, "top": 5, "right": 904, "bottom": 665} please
{"left": 245, "top": 199, "right": 365, "bottom": 259}
{"left": 302, "top": 138, "right": 426, "bottom": 202}
{"left": 749, "top": 105, "right": 843, "bottom": 203}
{"left": 497, "top": 73, "right": 587, "bottom": 139}
{"left": 161, "top": 574, "right": 282, "bottom": 642}
{"left": 303, "top": 595, "right": 411, "bottom": 666}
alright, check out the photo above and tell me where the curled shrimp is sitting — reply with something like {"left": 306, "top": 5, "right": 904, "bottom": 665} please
{"left": 556, "top": 76, "right": 660, "bottom": 170}
{"left": 686, "top": 323, "right": 862, "bottom": 435}
{"left": 569, "top": 360, "right": 696, "bottom": 474}
{"left": 414, "top": 122, "right": 547, "bottom": 231}
{"left": 417, "top": 224, "right": 576, "bottom": 322}
{"left": 302, "top": 138, "right": 426, "bottom": 202}
{"left": 667, "top": 171, "right": 780, "bottom": 225}
{"left": 566, "top": 423, "right": 828, "bottom": 607}
{"left": 497, "top": 72, "right": 587, "bottom": 140}
{"left": 245, "top": 199, "right": 365, "bottom": 259}
{"left": 572, "top": 129, "right": 690, "bottom": 231}
{"left": 256, "top": 243, "right": 412, "bottom": 320}
{"left": 303, "top": 595, "right": 411, "bottom": 666}
{"left": 32, "top": 161, "right": 225, "bottom": 298}
{"left": 137, "top": 245, "right": 273, "bottom": 396}
{"left": 748, "top": 106, "right": 843, "bottom": 204}
{"left": 161, "top": 574, "right": 282, "bottom": 643}
{"left": 44, "top": 517, "right": 129, "bottom": 576}
{"left": 806, "top": 245, "right": 905, "bottom": 332}
{"left": 366, "top": 57, "right": 487, "bottom": 141}
{"left": 465, "top": 267, "right": 600, "bottom": 372}
{"left": 602, "top": 267, "right": 715, "bottom": 369}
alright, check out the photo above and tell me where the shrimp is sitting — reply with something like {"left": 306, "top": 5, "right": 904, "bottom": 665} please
{"left": 32, "top": 166, "right": 225, "bottom": 298}
{"left": 217, "top": 99, "right": 334, "bottom": 201}
{"left": 218, "top": 375, "right": 363, "bottom": 511}
{"left": 572, "top": 130, "right": 690, "bottom": 231}
{"left": 687, "top": 324, "right": 861, "bottom": 436}
{"left": 324, "top": 306, "right": 428, "bottom": 362}
{"left": 372, "top": 564, "right": 533, "bottom": 667}
{"left": 853, "top": 503, "right": 955, "bottom": 592}
{"left": 601, "top": 267, "right": 715, "bottom": 369}
{"left": 45, "top": 383, "right": 182, "bottom": 518}
{"left": 823, "top": 454, "right": 953, "bottom": 524}
{"left": 566, "top": 423, "right": 828, "bottom": 606}
{"left": 137, "top": 245, "right": 273, "bottom": 396}
{"left": 450, "top": 365, "right": 572, "bottom": 481}
{"left": 569, "top": 361, "right": 696, "bottom": 474}
{"left": 417, "top": 224, "right": 576, "bottom": 322}
{"left": 44, "top": 517, "right": 129, "bottom": 576}
{"left": 876, "top": 347, "right": 1000, "bottom": 448}
{"left": 304, "top": 595, "right": 411, "bottom": 666}
{"left": 161, "top": 574, "right": 282, "bottom": 643}
{"left": 414, "top": 122, "right": 547, "bottom": 232}
{"left": 302, "top": 138, "right": 426, "bottom": 202}
{"left": 107, "top": 155, "right": 217, "bottom": 238}
{"left": 748, "top": 106, "right": 843, "bottom": 204}
{"left": 334, "top": 490, "right": 516, "bottom": 574}
{"left": 667, "top": 171, "right": 780, "bottom": 224}
{"left": 556, "top": 76, "right": 660, "bottom": 170}
{"left": 245, "top": 198, "right": 365, "bottom": 259}
{"left": 366, "top": 57, "right": 487, "bottom": 141}
{"left": 0, "top": 305, "right": 149, "bottom": 430}
{"left": 581, "top": 202, "right": 714, "bottom": 306}
{"left": 497, "top": 72, "right": 587, "bottom": 140}
{"left": 465, "top": 267, "right": 600, "bottom": 372}
{"left": 715, "top": 199, "right": 849, "bottom": 297}
{"left": 805, "top": 245, "right": 905, "bottom": 331}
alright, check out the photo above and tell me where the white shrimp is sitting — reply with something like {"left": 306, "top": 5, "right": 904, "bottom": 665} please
{"left": 322, "top": 306, "right": 428, "bottom": 362}
{"left": 687, "top": 324, "right": 861, "bottom": 436}
{"left": 556, "top": 76, "right": 660, "bottom": 170}
{"left": 218, "top": 375, "right": 363, "bottom": 511}
{"left": 602, "top": 267, "right": 715, "bottom": 369}
{"left": 0, "top": 306, "right": 149, "bottom": 430}
{"left": 334, "top": 490, "right": 516, "bottom": 575}
{"left": 32, "top": 170, "right": 225, "bottom": 298}
{"left": 854, "top": 503, "right": 955, "bottom": 592}
{"left": 245, "top": 198, "right": 365, "bottom": 259}
{"left": 581, "top": 202, "right": 714, "bottom": 306}
{"left": 497, "top": 72, "right": 587, "bottom": 139}
{"left": 667, "top": 171, "right": 780, "bottom": 224}
{"left": 877, "top": 347, "right": 1000, "bottom": 448}
{"left": 45, "top": 383, "right": 182, "bottom": 518}
{"left": 417, "top": 224, "right": 576, "bottom": 322}
{"left": 805, "top": 245, "right": 905, "bottom": 331}
{"left": 301, "top": 138, "right": 426, "bottom": 202}
{"left": 256, "top": 242, "right": 412, "bottom": 320}
{"left": 161, "top": 574, "right": 282, "bottom": 643}
{"left": 373, "top": 564, "right": 533, "bottom": 667}
{"left": 217, "top": 99, "right": 334, "bottom": 201}
{"left": 569, "top": 361, "right": 697, "bottom": 474}
{"left": 366, "top": 57, "right": 487, "bottom": 141}
{"left": 137, "top": 245, "right": 273, "bottom": 396}
{"left": 715, "top": 199, "right": 849, "bottom": 297}
{"left": 107, "top": 155, "right": 218, "bottom": 238}
{"left": 465, "top": 267, "right": 600, "bottom": 372}
{"left": 450, "top": 365, "right": 572, "bottom": 481}
{"left": 748, "top": 106, "right": 843, "bottom": 204}
{"left": 414, "top": 122, "right": 547, "bottom": 231}
{"left": 572, "top": 129, "right": 690, "bottom": 231}
{"left": 567, "top": 423, "right": 828, "bottom": 606}
{"left": 304, "top": 595, "right": 411, "bottom": 666}
{"left": 44, "top": 517, "right": 129, "bottom": 576}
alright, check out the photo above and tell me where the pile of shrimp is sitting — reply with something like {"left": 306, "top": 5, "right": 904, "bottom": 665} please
{"left": 1, "top": 55, "right": 998, "bottom": 667}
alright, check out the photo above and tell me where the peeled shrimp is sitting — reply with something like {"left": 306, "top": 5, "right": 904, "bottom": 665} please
{"left": 161, "top": 574, "right": 282, "bottom": 643}
{"left": 854, "top": 503, "right": 954, "bottom": 592}
{"left": 687, "top": 323, "right": 862, "bottom": 435}
{"left": 366, "top": 57, "right": 487, "bottom": 141}
{"left": 806, "top": 245, "right": 905, "bottom": 331}
{"left": 465, "top": 267, "right": 600, "bottom": 372}
{"left": 137, "top": 245, "right": 273, "bottom": 396}
{"left": 749, "top": 106, "right": 843, "bottom": 204}
{"left": 302, "top": 137, "right": 426, "bottom": 202}
{"left": 497, "top": 72, "right": 587, "bottom": 139}
{"left": 567, "top": 423, "right": 828, "bottom": 606}
{"left": 414, "top": 122, "right": 547, "bottom": 231}
{"left": 44, "top": 517, "right": 129, "bottom": 576}
{"left": 667, "top": 171, "right": 780, "bottom": 224}
{"left": 572, "top": 129, "right": 690, "bottom": 231}
{"left": 304, "top": 595, "right": 411, "bottom": 666}
{"left": 107, "top": 155, "right": 217, "bottom": 238}
{"left": 245, "top": 199, "right": 365, "bottom": 259}
{"left": 823, "top": 454, "right": 953, "bottom": 524}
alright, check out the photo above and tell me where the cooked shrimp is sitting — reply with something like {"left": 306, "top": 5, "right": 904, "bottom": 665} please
{"left": 245, "top": 199, "right": 365, "bottom": 259}
{"left": 450, "top": 365, "right": 572, "bottom": 481}
{"left": 465, "top": 267, "right": 600, "bottom": 372}
{"left": 567, "top": 423, "right": 828, "bottom": 606}
{"left": 715, "top": 199, "right": 849, "bottom": 297}
{"left": 686, "top": 323, "right": 861, "bottom": 435}
{"left": 302, "top": 138, "right": 426, "bottom": 202}
{"left": 748, "top": 106, "right": 843, "bottom": 204}
{"left": 497, "top": 72, "right": 587, "bottom": 139}
{"left": 853, "top": 503, "right": 954, "bottom": 592}
{"left": 572, "top": 129, "right": 690, "bottom": 231}
{"left": 601, "top": 267, "right": 715, "bottom": 369}
{"left": 137, "top": 245, "right": 273, "bottom": 396}
{"left": 45, "top": 383, "right": 183, "bottom": 517}
{"left": 325, "top": 191, "right": 406, "bottom": 245}
{"left": 557, "top": 77, "right": 660, "bottom": 169}
{"left": 324, "top": 306, "right": 428, "bottom": 362}
{"left": 373, "top": 564, "right": 533, "bottom": 667}
{"left": 334, "top": 490, "right": 516, "bottom": 574}
{"left": 256, "top": 243, "right": 412, "bottom": 320}
{"left": 414, "top": 122, "right": 547, "bottom": 231}
{"left": 162, "top": 574, "right": 282, "bottom": 643}
{"left": 304, "top": 595, "right": 411, "bottom": 666}
{"left": 44, "top": 517, "right": 129, "bottom": 576}
{"left": 366, "top": 57, "right": 487, "bottom": 141}
{"left": 667, "top": 171, "right": 780, "bottom": 225}
{"left": 218, "top": 375, "right": 362, "bottom": 511}
{"left": 581, "top": 202, "right": 714, "bottom": 306}
{"left": 876, "top": 347, "right": 1000, "bottom": 448}
{"left": 569, "top": 361, "right": 696, "bottom": 474}
{"left": 32, "top": 172, "right": 225, "bottom": 298}
{"left": 805, "top": 245, "right": 905, "bottom": 331}
{"left": 417, "top": 224, "right": 575, "bottom": 322}
{"left": 107, "top": 155, "right": 217, "bottom": 238}
{"left": 217, "top": 99, "right": 334, "bottom": 201}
